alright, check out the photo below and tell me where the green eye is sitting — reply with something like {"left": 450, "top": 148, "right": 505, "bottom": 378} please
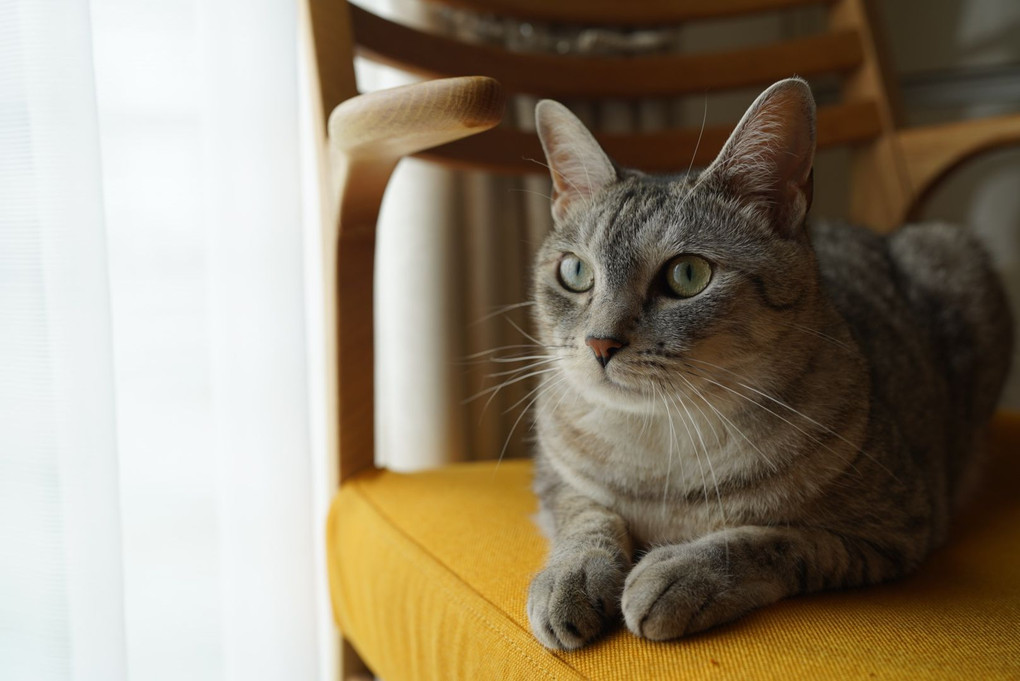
{"left": 665, "top": 254, "right": 712, "bottom": 298}
{"left": 558, "top": 253, "right": 594, "bottom": 292}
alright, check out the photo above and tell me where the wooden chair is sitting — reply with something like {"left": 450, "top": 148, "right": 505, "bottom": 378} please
{"left": 303, "top": 1, "right": 1020, "bottom": 678}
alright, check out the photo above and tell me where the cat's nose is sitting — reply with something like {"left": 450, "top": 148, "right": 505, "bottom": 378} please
{"left": 585, "top": 336, "right": 627, "bottom": 368}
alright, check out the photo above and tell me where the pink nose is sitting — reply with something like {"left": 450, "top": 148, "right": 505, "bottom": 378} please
{"left": 585, "top": 336, "right": 626, "bottom": 368}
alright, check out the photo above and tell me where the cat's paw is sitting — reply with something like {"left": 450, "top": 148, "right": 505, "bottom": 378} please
{"left": 621, "top": 543, "right": 753, "bottom": 641}
{"left": 527, "top": 548, "right": 626, "bottom": 650}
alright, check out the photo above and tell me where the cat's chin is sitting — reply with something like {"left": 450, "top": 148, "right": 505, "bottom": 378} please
{"left": 574, "top": 372, "right": 659, "bottom": 415}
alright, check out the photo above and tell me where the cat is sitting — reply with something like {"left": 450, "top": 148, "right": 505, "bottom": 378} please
{"left": 524, "top": 77, "right": 1013, "bottom": 650}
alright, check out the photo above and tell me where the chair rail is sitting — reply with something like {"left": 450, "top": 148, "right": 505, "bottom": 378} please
{"left": 351, "top": 5, "right": 863, "bottom": 99}
{"left": 419, "top": 100, "right": 882, "bottom": 174}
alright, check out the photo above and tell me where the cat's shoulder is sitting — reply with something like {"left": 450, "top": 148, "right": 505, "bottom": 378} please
{"left": 809, "top": 218, "right": 883, "bottom": 252}
{"left": 810, "top": 219, "right": 994, "bottom": 277}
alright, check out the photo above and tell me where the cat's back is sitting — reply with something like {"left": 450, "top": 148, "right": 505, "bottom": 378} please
{"left": 811, "top": 219, "right": 1012, "bottom": 499}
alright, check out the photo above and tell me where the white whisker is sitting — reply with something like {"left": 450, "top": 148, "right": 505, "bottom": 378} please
{"left": 463, "top": 366, "right": 561, "bottom": 410}
{"left": 673, "top": 372, "right": 779, "bottom": 474}
{"left": 684, "top": 360, "right": 898, "bottom": 482}
{"left": 669, "top": 383, "right": 730, "bottom": 570}
{"left": 485, "top": 354, "right": 562, "bottom": 364}
{"left": 686, "top": 96, "right": 708, "bottom": 180}
{"left": 470, "top": 301, "right": 536, "bottom": 326}
{"left": 486, "top": 357, "right": 563, "bottom": 378}
{"left": 497, "top": 376, "right": 565, "bottom": 467}
{"left": 504, "top": 372, "right": 558, "bottom": 414}
{"left": 549, "top": 375, "right": 574, "bottom": 418}
{"left": 524, "top": 156, "right": 584, "bottom": 197}
{"left": 666, "top": 391, "right": 710, "bottom": 507}
{"left": 462, "top": 344, "right": 545, "bottom": 360}
{"left": 673, "top": 374, "right": 723, "bottom": 447}
{"left": 507, "top": 187, "right": 553, "bottom": 202}
{"left": 505, "top": 317, "right": 545, "bottom": 347}
{"left": 780, "top": 321, "right": 853, "bottom": 351}
{"left": 656, "top": 384, "right": 678, "bottom": 514}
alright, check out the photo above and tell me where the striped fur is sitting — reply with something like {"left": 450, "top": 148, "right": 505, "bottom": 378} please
{"left": 525, "top": 80, "right": 1013, "bottom": 650}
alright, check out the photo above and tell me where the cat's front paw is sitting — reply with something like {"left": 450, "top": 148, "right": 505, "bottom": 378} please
{"left": 527, "top": 548, "right": 626, "bottom": 650}
{"left": 621, "top": 543, "right": 754, "bottom": 641}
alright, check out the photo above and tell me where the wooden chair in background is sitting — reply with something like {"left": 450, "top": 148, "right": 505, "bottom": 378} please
{"left": 303, "top": 0, "right": 1020, "bottom": 678}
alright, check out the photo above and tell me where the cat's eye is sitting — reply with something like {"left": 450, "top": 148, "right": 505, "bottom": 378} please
{"left": 665, "top": 254, "right": 712, "bottom": 298}
{"left": 558, "top": 253, "right": 594, "bottom": 292}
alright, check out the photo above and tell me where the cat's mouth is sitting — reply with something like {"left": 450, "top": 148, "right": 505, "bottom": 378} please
{"left": 582, "top": 359, "right": 655, "bottom": 400}
{"left": 599, "top": 371, "right": 636, "bottom": 392}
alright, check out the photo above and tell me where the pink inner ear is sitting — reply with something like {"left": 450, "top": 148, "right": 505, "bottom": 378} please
{"left": 766, "top": 89, "right": 815, "bottom": 188}
{"left": 547, "top": 147, "right": 616, "bottom": 221}
{"left": 707, "top": 79, "right": 816, "bottom": 233}
{"left": 723, "top": 86, "right": 814, "bottom": 196}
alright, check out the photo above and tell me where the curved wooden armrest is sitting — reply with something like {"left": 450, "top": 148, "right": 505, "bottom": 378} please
{"left": 897, "top": 112, "right": 1020, "bottom": 216}
{"left": 328, "top": 76, "right": 504, "bottom": 161}
{"left": 328, "top": 76, "right": 504, "bottom": 228}
{"left": 324, "top": 77, "right": 504, "bottom": 486}
{"left": 854, "top": 112, "right": 1020, "bottom": 230}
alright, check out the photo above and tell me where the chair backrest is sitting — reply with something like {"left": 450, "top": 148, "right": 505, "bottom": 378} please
{"left": 304, "top": 0, "right": 1020, "bottom": 487}
{"left": 322, "top": 0, "right": 913, "bottom": 216}
{"left": 333, "top": 0, "right": 1020, "bottom": 229}
{"left": 359, "top": 1, "right": 894, "bottom": 171}
{"left": 310, "top": 0, "right": 921, "bottom": 223}
{"left": 302, "top": 0, "right": 907, "bottom": 485}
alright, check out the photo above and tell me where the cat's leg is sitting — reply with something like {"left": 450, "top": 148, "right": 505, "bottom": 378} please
{"left": 527, "top": 486, "right": 633, "bottom": 650}
{"left": 621, "top": 525, "right": 917, "bottom": 640}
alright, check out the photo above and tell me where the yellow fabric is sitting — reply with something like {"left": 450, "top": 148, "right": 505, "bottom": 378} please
{"left": 327, "top": 413, "right": 1020, "bottom": 680}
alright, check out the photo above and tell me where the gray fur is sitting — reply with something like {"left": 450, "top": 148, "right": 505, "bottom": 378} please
{"left": 525, "top": 79, "right": 1013, "bottom": 650}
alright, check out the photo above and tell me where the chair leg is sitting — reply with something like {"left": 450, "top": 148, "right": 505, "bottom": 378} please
{"left": 341, "top": 636, "right": 373, "bottom": 681}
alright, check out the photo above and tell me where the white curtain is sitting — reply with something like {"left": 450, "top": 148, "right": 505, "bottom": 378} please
{"left": 1, "top": 1, "right": 126, "bottom": 678}
{"left": 2, "top": 1, "right": 334, "bottom": 679}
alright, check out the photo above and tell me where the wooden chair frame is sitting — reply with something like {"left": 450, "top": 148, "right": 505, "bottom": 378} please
{"left": 302, "top": 0, "right": 1020, "bottom": 676}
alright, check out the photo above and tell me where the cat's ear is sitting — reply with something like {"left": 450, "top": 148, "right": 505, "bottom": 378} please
{"left": 535, "top": 100, "right": 618, "bottom": 223}
{"left": 705, "top": 78, "right": 816, "bottom": 237}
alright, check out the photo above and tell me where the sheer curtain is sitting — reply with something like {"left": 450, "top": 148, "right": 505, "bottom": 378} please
{"left": 2, "top": 1, "right": 334, "bottom": 679}
{"left": 1, "top": 1, "right": 126, "bottom": 678}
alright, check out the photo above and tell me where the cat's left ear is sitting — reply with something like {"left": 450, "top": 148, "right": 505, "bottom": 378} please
{"left": 705, "top": 78, "right": 816, "bottom": 237}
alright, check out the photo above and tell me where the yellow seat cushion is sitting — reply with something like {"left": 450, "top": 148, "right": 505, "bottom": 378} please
{"left": 326, "top": 413, "right": 1020, "bottom": 680}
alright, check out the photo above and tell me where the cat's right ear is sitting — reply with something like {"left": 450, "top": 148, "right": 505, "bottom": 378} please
{"left": 703, "top": 78, "right": 816, "bottom": 238}
{"left": 535, "top": 100, "right": 617, "bottom": 224}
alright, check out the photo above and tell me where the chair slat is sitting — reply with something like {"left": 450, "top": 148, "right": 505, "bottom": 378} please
{"left": 417, "top": 101, "right": 882, "bottom": 174}
{"left": 424, "top": 0, "right": 835, "bottom": 26}
{"left": 351, "top": 6, "right": 863, "bottom": 98}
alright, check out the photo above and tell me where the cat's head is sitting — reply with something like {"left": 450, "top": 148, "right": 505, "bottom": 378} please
{"left": 532, "top": 78, "right": 820, "bottom": 412}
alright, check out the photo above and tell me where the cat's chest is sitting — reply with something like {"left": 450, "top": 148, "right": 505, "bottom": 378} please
{"left": 539, "top": 405, "right": 747, "bottom": 545}
{"left": 616, "top": 498, "right": 723, "bottom": 547}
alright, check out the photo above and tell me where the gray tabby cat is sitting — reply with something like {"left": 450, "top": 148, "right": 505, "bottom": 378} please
{"left": 525, "top": 78, "right": 1012, "bottom": 650}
